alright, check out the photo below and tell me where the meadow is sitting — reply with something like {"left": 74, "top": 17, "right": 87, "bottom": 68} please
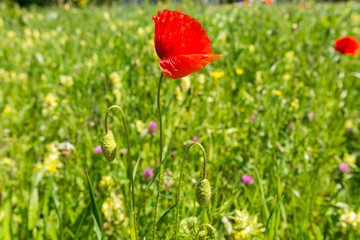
{"left": 0, "top": 1, "right": 360, "bottom": 239}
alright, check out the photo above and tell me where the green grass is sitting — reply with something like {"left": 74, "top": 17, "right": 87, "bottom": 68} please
{"left": 0, "top": 1, "right": 360, "bottom": 239}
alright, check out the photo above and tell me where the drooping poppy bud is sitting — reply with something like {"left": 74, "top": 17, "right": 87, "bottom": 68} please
{"left": 196, "top": 178, "right": 211, "bottom": 206}
{"left": 101, "top": 131, "right": 117, "bottom": 162}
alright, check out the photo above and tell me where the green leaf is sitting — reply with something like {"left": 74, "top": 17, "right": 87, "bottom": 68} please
{"left": 85, "top": 169, "right": 102, "bottom": 240}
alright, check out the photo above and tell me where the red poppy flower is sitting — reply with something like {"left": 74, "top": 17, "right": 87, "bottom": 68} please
{"left": 152, "top": 10, "right": 221, "bottom": 79}
{"left": 264, "top": 0, "right": 272, "bottom": 4}
{"left": 334, "top": 36, "right": 360, "bottom": 57}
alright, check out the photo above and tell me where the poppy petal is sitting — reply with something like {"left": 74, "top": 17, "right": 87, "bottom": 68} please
{"left": 334, "top": 36, "right": 360, "bottom": 57}
{"left": 159, "top": 54, "right": 221, "bottom": 79}
{"left": 153, "top": 10, "right": 214, "bottom": 59}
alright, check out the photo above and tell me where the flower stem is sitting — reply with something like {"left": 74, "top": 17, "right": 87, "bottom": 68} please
{"left": 105, "top": 105, "right": 138, "bottom": 240}
{"left": 152, "top": 72, "right": 164, "bottom": 240}
{"left": 175, "top": 141, "right": 207, "bottom": 239}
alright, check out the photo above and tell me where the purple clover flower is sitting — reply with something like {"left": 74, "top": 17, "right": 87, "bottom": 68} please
{"left": 241, "top": 175, "right": 254, "bottom": 185}
{"left": 164, "top": 182, "right": 171, "bottom": 189}
{"left": 143, "top": 167, "right": 154, "bottom": 183}
{"left": 193, "top": 136, "right": 199, "bottom": 142}
{"left": 94, "top": 145, "right": 102, "bottom": 154}
{"left": 250, "top": 115, "right": 257, "bottom": 122}
{"left": 148, "top": 121, "right": 157, "bottom": 134}
{"left": 338, "top": 162, "right": 350, "bottom": 173}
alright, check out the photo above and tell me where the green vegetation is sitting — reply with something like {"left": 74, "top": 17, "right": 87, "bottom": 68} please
{"left": 0, "top": 2, "right": 360, "bottom": 239}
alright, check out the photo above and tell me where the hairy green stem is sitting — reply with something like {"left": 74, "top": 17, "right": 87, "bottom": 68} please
{"left": 175, "top": 141, "right": 208, "bottom": 239}
{"left": 152, "top": 72, "right": 164, "bottom": 240}
{"left": 105, "top": 105, "right": 138, "bottom": 240}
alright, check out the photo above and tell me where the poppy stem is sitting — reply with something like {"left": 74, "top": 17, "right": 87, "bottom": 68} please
{"left": 153, "top": 72, "right": 164, "bottom": 240}
{"left": 105, "top": 105, "right": 138, "bottom": 240}
{"left": 174, "top": 141, "right": 207, "bottom": 239}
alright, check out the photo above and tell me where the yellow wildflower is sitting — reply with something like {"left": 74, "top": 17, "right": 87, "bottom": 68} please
{"left": 48, "top": 163, "right": 57, "bottom": 173}
{"left": 274, "top": 90, "right": 282, "bottom": 96}
{"left": 344, "top": 153, "right": 356, "bottom": 166}
{"left": 2, "top": 158, "right": 12, "bottom": 166}
{"left": 100, "top": 179, "right": 106, "bottom": 186}
{"left": 45, "top": 93, "right": 58, "bottom": 108}
{"left": 43, "top": 142, "right": 61, "bottom": 173}
{"left": 340, "top": 210, "right": 357, "bottom": 228}
{"left": 3, "top": 107, "right": 10, "bottom": 114}
{"left": 236, "top": 68, "right": 244, "bottom": 75}
{"left": 211, "top": 71, "right": 224, "bottom": 79}
{"left": 240, "top": 230, "right": 247, "bottom": 239}
{"left": 109, "top": 72, "right": 121, "bottom": 84}
{"left": 232, "top": 231, "right": 240, "bottom": 240}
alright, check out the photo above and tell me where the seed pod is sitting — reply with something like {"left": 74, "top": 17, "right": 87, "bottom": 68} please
{"left": 196, "top": 178, "right": 211, "bottom": 206}
{"left": 101, "top": 131, "right": 117, "bottom": 162}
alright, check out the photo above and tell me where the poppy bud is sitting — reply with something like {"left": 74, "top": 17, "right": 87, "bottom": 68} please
{"left": 101, "top": 131, "right": 117, "bottom": 162}
{"left": 196, "top": 178, "right": 211, "bottom": 206}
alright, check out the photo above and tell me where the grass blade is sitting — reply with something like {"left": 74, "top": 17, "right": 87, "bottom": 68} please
{"left": 132, "top": 152, "right": 143, "bottom": 181}
{"left": 84, "top": 169, "right": 102, "bottom": 240}
{"left": 255, "top": 168, "right": 269, "bottom": 219}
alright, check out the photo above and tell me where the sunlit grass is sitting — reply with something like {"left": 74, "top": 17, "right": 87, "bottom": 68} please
{"left": 0, "top": 2, "right": 360, "bottom": 239}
